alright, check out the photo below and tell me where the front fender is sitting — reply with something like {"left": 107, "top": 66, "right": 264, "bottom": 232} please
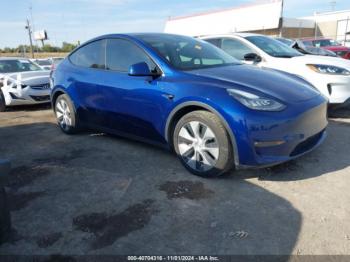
{"left": 164, "top": 100, "right": 240, "bottom": 167}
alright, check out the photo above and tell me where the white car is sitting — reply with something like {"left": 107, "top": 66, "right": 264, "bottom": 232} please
{"left": 31, "top": 59, "right": 52, "bottom": 70}
{"left": 0, "top": 57, "right": 51, "bottom": 111}
{"left": 200, "top": 34, "right": 350, "bottom": 105}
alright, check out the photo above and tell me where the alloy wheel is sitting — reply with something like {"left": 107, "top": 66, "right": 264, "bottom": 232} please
{"left": 56, "top": 99, "right": 72, "bottom": 130}
{"left": 178, "top": 121, "right": 219, "bottom": 171}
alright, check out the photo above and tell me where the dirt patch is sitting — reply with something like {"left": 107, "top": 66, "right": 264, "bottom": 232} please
{"left": 32, "top": 149, "right": 86, "bottom": 166}
{"left": 32, "top": 148, "right": 107, "bottom": 166}
{"left": 43, "top": 255, "right": 77, "bottom": 262}
{"left": 36, "top": 232, "right": 63, "bottom": 248}
{"left": 6, "top": 165, "right": 51, "bottom": 190}
{"left": 0, "top": 229, "right": 22, "bottom": 245}
{"left": 72, "top": 199, "right": 157, "bottom": 250}
{"left": 7, "top": 191, "right": 46, "bottom": 211}
{"left": 159, "top": 180, "right": 214, "bottom": 200}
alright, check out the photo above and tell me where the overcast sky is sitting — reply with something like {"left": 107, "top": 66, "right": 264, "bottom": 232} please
{"left": 0, "top": 0, "right": 349, "bottom": 48}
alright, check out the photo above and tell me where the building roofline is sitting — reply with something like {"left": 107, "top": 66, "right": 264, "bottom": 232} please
{"left": 313, "top": 9, "right": 350, "bottom": 16}
{"left": 168, "top": 0, "right": 282, "bottom": 21}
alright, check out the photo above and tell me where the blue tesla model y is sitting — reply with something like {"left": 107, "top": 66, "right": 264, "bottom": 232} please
{"left": 51, "top": 33, "right": 328, "bottom": 177}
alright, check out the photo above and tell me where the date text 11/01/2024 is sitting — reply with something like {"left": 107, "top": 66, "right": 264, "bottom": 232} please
{"left": 127, "top": 256, "right": 219, "bottom": 261}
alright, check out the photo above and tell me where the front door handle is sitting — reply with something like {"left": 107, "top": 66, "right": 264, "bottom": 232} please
{"left": 162, "top": 94, "right": 174, "bottom": 100}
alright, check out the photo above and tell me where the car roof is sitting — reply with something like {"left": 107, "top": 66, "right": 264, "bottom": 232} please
{"left": 200, "top": 33, "right": 262, "bottom": 39}
{"left": 300, "top": 37, "right": 332, "bottom": 41}
{"left": 0, "top": 57, "right": 30, "bottom": 61}
{"left": 75, "top": 33, "right": 199, "bottom": 52}
{"left": 91, "top": 32, "right": 192, "bottom": 42}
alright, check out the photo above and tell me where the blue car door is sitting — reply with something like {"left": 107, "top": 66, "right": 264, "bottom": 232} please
{"left": 97, "top": 38, "right": 172, "bottom": 144}
{"left": 68, "top": 39, "right": 110, "bottom": 126}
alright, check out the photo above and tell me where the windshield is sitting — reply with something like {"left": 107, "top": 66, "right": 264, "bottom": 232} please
{"left": 52, "top": 58, "right": 64, "bottom": 65}
{"left": 276, "top": 38, "right": 294, "bottom": 46}
{"left": 35, "top": 60, "right": 51, "bottom": 66}
{"left": 0, "top": 59, "right": 42, "bottom": 73}
{"left": 138, "top": 34, "right": 241, "bottom": 71}
{"left": 246, "top": 36, "right": 303, "bottom": 58}
{"left": 314, "top": 39, "right": 341, "bottom": 47}
{"left": 305, "top": 46, "right": 336, "bottom": 56}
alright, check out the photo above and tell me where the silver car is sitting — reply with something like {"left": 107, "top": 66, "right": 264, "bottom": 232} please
{"left": 0, "top": 57, "right": 51, "bottom": 111}
{"left": 31, "top": 59, "right": 52, "bottom": 70}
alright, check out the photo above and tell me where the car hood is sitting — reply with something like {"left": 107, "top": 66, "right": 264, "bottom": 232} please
{"left": 288, "top": 54, "right": 350, "bottom": 68}
{"left": 3, "top": 70, "right": 50, "bottom": 86}
{"left": 188, "top": 64, "right": 320, "bottom": 103}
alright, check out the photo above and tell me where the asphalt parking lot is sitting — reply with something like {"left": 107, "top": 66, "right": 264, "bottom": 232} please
{"left": 0, "top": 104, "right": 349, "bottom": 256}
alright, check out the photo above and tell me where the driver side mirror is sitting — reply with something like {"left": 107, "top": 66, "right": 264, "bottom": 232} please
{"left": 128, "top": 62, "right": 153, "bottom": 76}
{"left": 244, "top": 53, "right": 262, "bottom": 63}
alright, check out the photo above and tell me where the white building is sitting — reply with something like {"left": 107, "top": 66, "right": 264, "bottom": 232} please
{"left": 304, "top": 10, "right": 350, "bottom": 44}
{"left": 164, "top": 0, "right": 350, "bottom": 44}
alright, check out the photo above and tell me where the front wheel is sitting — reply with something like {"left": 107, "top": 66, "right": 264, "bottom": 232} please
{"left": 173, "top": 110, "right": 234, "bottom": 177}
{"left": 55, "top": 94, "right": 79, "bottom": 134}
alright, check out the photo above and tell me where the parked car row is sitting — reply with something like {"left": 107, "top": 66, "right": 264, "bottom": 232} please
{"left": 2, "top": 32, "right": 349, "bottom": 177}
{"left": 50, "top": 33, "right": 329, "bottom": 177}
{"left": 275, "top": 38, "right": 338, "bottom": 57}
{"left": 31, "top": 57, "right": 64, "bottom": 71}
{"left": 0, "top": 57, "right": 63, "bottom": 111}
{"left": 301, "top": 38, "right": 350, "bottom": 60}
{"left": 201, "top": 34, "right": 350, "bottom": 104}
{"left": 275, "top": 37, "right": 350, "bottom": 60}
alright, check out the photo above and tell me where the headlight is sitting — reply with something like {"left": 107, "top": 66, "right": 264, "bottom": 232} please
{"left": 227, "top": 89, "right": 286, "bottom": 111}
{"left": 306, "top": 64, "right": 350, "bottom": 75}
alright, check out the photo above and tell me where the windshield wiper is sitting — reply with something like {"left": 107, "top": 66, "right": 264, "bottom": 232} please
{"left": 274, "top": 55, "right": 294, "bottom": 58}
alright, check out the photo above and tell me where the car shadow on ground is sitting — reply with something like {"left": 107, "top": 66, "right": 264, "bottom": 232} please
{"left": 328, "top": 105, "right": 350, "bottom": 119}
{"left": 0, "top": 122, "right": 304, "bottom": 256}
{"left": 4, "top": 103, "right": 51, "bottom": 112}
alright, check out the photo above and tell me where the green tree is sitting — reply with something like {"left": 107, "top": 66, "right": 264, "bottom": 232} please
{"left": 61, "top": 42, "right": 77, "bottom": 52}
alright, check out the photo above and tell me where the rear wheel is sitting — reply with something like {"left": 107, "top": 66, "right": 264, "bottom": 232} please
{"left": 55, "top": 94, "right": 79, "bottom": 134}
{"left": 173, "top": 110, "right": 234, "bottom": 177}
{"left": 0, "top": 91, "right": 6, "bottom": 112}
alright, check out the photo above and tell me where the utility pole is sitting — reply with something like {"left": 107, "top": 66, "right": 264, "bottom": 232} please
{"left": 29, "top": 4, "right": 39, "bottom": 53}
{"left": 345, "top": 16, "right": 349, "bottom": 44}
{"left": 25, "top": 19, "right": 34, "bottom": 59}
{"left": 314, "top": 12, "right": 318, "bottom": 39}
{"left": 279, "top": 0, "right": 284, "bottom": 37}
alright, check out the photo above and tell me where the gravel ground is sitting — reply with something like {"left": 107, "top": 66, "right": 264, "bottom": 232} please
{"left": 0, "top": 104, "right": 349, "bottom": 256}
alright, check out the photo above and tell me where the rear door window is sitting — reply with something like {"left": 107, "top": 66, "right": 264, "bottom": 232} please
{"left": 69, "top": 40, "right": 106, "bottom": 69}
{"left": 221, "top": 38, "right": 255, "bottom": 60}
{"left": 204, "top": 38, "right": 222, "bottom": 48}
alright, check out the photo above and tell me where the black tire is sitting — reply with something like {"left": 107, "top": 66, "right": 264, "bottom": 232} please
{"left": 0, "top": 91, "right": 6, "bottom": 112}
{"left": 173, "top": 110, "right": 234, "bottom": 177}
{"left": 54, "top": 94, "right": 79, "bottom": 134}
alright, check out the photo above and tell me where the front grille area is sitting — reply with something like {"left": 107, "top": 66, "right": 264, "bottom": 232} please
{"left": 30, "top": 95, "right": 50, "bottom": 102}
{"left": 290, "top": 130, "right": 324, "bottom": 157}
{"left": 30, "top": 83, "right": 50, "bottom": 90}
{"left": 9, "top": 92, "right": 24, "bottom": 100}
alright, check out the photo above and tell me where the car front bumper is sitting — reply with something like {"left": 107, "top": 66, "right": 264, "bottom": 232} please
{"left": 1, "top": 85, "right": 50, "bottom": 106}
{"left": 310, "top": 74, "right": 350, "bottom": 104}
{"left": 227, "top": 97, "right": 328, "bottom": 168}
